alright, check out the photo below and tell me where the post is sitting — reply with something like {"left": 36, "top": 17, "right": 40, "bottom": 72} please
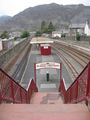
{"left": 11, "top": 80, "right": 15, "bottom": 102}
{"left": 60, "top": 63, "right": 62, "bottom": 83}
{"left": 34, "top": 63, "right": 36, "bottom": 85}
{"left": 75, "top": 80, "right": 78, "bottom": 100}
{"left": 85, "top": 62, "right": 90, "bottom": 105}
{"left": 46, "top": 71, "right": 49, "bottom": 81}
{"left": 0, "top": 90, "right": 2, "bottom": 104}
{"left": 20, "top": 88, "right": 22, "bottom": 103}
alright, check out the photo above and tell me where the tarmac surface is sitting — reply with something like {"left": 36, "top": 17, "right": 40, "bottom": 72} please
{"left": 20, "top": 44, "right": 72, "bottom": 92}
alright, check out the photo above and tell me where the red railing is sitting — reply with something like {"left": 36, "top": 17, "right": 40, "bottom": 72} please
{"left": 59, "top": 62, "right": 90, "bottom": 104}
{"left": 0, "top": 68, "right": 38, "bottom": 104}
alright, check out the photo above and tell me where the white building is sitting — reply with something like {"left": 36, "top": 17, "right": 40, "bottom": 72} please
{"left": 52, "top": 30, "right": 68, "bottom": 38}
{"left": 68, "top": 20, "right": 90, "bottom": 36}
{"left": 0, "top": 39, "right": 3, "bottom": 51}
{"left": 85, "top": 21, "right": 90, "bottom": 36}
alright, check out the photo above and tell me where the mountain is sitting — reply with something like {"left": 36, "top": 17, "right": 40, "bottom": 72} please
{"left": 0, "top": 3, "right": 90, "bottom": 32}
{"left": 0, "top": 15, "right": 12, "bottom": 23}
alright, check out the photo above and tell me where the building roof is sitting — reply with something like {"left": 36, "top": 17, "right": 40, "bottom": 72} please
{"left": 52, "top": 30, "right": 68, "bottom": 34}
{"left": 69, "top": 23, "right": 85, "bottom": 29}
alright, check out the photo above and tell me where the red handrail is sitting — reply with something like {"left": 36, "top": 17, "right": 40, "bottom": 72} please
{"left": 0, "top": 68, "right": 38, "bottom": 104}
{"left": 59, "top": 62, "right": 90, "bottom": 104}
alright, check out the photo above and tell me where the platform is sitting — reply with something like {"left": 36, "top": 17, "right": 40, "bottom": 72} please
{"left": 20, "top": 43, "right": 72, "bottom": 92}
{"left": 30, "top": 37, "right": 53, "bottom": 44}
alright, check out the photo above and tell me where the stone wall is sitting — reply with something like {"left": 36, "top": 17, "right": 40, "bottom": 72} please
{"left": 60, "top": 36, "right": 90, "bottom": 41}
{"left": 0, "top": 38, "right": 29, "bottom": 69}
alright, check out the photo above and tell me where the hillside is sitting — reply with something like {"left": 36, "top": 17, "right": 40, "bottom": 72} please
{"left": 0, "top": 15, "right": 11, "bottom": 23}
{"left": 0, "top": 3, "right": 90, "bottom": 32}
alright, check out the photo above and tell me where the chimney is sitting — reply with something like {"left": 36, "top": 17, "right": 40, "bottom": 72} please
{"left": 86, "top": 20, "right": 89, "bottom": 25}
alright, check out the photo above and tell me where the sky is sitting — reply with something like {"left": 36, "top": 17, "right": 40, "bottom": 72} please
{"left": 0, "top": 0, "right": 90, "bottom": 16}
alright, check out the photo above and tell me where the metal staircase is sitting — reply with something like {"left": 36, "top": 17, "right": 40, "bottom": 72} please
{"left": 0, "top": 62, "right": 90, "bottom": 120}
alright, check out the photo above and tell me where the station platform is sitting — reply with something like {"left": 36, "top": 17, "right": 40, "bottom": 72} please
{"left": 30, "top": 37, "right": 53, "bottom": 44}
{"left": 20, "top": 43, "right": 72, "bottom": 92}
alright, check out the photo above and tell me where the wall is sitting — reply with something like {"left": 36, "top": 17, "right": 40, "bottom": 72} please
{"left": 0, "top": 38, "right": 29, "bottom": 69}
{"left": 60, "top": 36, "right": 90, "bottom": 41}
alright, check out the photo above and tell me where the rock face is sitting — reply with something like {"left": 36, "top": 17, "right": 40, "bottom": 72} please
{"left": 0, "top": 15, "right": 11, "bottom": 23}
{"left": 0, "top": 3, "right": 90, "bottom": 32}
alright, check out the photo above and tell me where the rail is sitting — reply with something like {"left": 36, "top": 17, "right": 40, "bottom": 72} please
{"left": 59, "top": 62, "right": 90, "bottom": 105}
{"left": 0, "top": 68, "right": 38, "bottom": 104}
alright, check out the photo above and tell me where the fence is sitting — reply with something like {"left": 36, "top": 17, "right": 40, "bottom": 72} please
{"left": 59, "top": 62, "right": 90, "bottom": 105}
{"left": 0, "top": 68, "right": 38, "bottom": 104}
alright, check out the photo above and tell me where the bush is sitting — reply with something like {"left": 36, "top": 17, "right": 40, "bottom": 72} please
{"left": 20, "top": 30, "right": 30, "bottom": 38}
{"left": 76, "top": 34, "right": 80, "bottom": 41}
{"left": 0, "top": 31, "right": 9, "bottom": 39}
{"left": 61, "top": 34, "right": 65, "bottom": 38}
{"left": 36, "top": 31, "right": 42, "bottom": 36}
{"left": 14, "top": 36, "right": 20, "bottom": 40}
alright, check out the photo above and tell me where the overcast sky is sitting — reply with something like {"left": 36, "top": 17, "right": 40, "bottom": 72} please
{"left": 0, "top": 0, "right": 90, "bottom": 16}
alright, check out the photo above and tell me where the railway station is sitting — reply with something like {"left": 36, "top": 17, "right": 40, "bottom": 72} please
{"left": 0, "top": 37, "right": 90, "bottom": 120}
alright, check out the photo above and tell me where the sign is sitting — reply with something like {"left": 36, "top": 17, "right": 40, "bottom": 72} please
{"left": 44, "top": 46, "right": 48, "bottom": 49}
{"left": 36, "top": 62, "right": 60, "bottom": 70}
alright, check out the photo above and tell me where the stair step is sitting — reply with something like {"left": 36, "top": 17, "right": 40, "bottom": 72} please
{"left": 0, "top": 104, "right": 90, "bottom": 120}
{"left": 30, "top": 92, "right": 63, "bottom": 104}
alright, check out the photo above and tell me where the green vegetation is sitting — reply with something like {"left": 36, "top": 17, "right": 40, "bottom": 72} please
{"left": 20, "top": 30, "right": 30, "bottom": 38}
{"left": 36, "top": 21, "right": 55, "bottom": 36}
{"left": 61, "top": 34, "right": 65, "bottom": 38}
{"left": 36, "top": 31, "right": 42, "bottom": 37}
{"left": 0, "top": 31, "right": 9, "bottom": 39}
{"left": 47, "top": 21, "right": 55, "bottom": 34}
{"left": 76, "top": 34, "right": 80, "bottom": 41}
{"left": 14, "top": 36, "right": 20, "bottom": 41}
{"left": 41, "top": 21, "right": 48, "bottom": 33}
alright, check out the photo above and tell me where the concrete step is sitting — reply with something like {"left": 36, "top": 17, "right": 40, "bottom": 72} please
{"left": 30, "top": 92, "right": 63, "bottom": 104}
{"left": 0, "top": 104, "right": 90, "bottom": 120}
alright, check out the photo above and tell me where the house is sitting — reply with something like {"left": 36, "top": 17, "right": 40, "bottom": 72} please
{"left": 68, "top": 23, "right": 85, "bottom": 36}
{"left": 85, "top": 20, "right": 90, "bottom": 36}
{"left": 52, "top": 30, "right": 68, "bottom": 38}
{"left": 68, "top": 21, "right": 90, "bottom": 36}
{"left": 2, "top": 38, "right": 14, "bottom": 50}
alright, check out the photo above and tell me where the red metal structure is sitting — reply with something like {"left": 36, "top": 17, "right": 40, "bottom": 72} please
{"left": 59, "top": 62, "right": 90, "bottom": 105}
{"left": 0, "top": 68, "right": 38, "bottom": 104}
{"left": 41, "top": 44, "right": 51, "bottom": 55}
{"left": 34, "top": 62, "right": 62, "bottom": 85}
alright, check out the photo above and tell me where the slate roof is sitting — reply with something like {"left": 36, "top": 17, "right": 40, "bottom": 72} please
{"left": 69, "top": 23, "right": 85, "bottom": 29}
{"left": 52, "top": 30, "right": 68, "bottom": 34}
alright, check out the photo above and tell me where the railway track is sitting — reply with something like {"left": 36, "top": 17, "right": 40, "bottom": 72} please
{"left": 12, "top": 44, "right": 31, "bottom": 83}
{"left": 4, "top": 41, "right": 30, "bottom": 73}
{"left": 52, "top": 41, "right": 90, "bottom": 81}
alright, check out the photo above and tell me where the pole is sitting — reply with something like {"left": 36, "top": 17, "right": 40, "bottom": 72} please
{"left": 34, "top": 63, "right": 36, "bottom": 85}
{"left": 60, "top": 63, "right": 62, "bottom": 84}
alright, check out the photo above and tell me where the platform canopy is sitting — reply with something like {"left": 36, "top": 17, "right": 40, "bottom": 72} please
{"left": 30, "top": 37, "right": 53, "bottom": 44}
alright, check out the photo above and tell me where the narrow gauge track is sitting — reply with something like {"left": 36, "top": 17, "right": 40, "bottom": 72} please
{"left": 52, "top": 46, "right": 79, "bottom": 80}
{"left": 51, "top": 42, "right": 90, "bottom": 81}
{"left": 54, "top": 41, "right": 90, "bottom": 65}
{"left": 4, "top": 41, "right": 30, "bottom": 73}
{"left": 12, "top": 44, "right": 32, "bottom": 83}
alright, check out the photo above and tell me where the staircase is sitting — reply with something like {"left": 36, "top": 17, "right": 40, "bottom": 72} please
{"left": 0, "top": 63, "right": 90, "bottom": 119}
{"left": 0, "top": 92, "right": 90, "bottom": 120}
{"left": 30, "top": 92, "right": 63, "bottom": 104}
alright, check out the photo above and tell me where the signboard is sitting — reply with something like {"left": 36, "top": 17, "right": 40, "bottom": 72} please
{"left": 36, "top": 62, "right": 60, "bottom": 70}
{"left": 44, "top": 46, "right": 48, "bottom": 49}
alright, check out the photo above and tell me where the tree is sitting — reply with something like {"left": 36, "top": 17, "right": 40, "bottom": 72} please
{"left": 0, "top": 31, "right": 9, "bottom": 39}
{"left": 41, "top": 21, "right": 47, "bottom": 33}
{"left": 47, "top": 22, "right": 55, "bottom": 34}
{"left": 20, "top": 30, "right": 30, "bottom": 38}
{"left": 36, "top": 31, "right": 42, "bottom": 36}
